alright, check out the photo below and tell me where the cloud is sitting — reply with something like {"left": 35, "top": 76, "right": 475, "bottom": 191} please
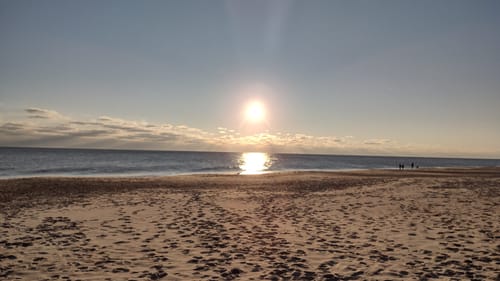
{"left": 0, "top": 122, "right": 24, "bottom": 131}
{"left": 0, "top": 107, "right": 218, "bottom": 151}
{"left": 97, "top": 116, "right": 114, "bottom": 122}
{"left": 68, "top": 129, "right": 111, "bottom": 138}
{"left": 0, "top": 106, "right": 495, "bottom": 157}
{"left": 35, "top": 125, "right": 73, "bottom": 134}
{"left": 0, "top": 106, "right": 445, "bottom": 155}
{"left": 25, "top": 108, "right": 64, "bottom": 120}
{"left": 363, "top": 139, "right": 392, "bottom": 145}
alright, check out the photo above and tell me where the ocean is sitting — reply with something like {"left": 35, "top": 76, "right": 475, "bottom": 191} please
{"left": 0, "top": 147, "right": 498, "bottom": 178}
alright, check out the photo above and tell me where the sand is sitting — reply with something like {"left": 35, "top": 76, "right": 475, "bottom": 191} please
{"left": 0, "top": 168, "right": 499, "bottom": 280}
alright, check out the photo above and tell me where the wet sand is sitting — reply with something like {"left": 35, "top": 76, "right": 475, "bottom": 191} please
{"left": 0, "top": 168, "right": 499, "bottom": 280}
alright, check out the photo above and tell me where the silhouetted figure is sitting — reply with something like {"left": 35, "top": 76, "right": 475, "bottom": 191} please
{"left": 402, "top": 164, "right": 405, "bottom": 170}
{"left": 411, "top": 162, "right": 414, "bottom": 169}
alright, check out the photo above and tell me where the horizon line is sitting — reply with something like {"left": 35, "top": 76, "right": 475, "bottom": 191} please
{"left": 1, "top": 145, "right": 499, "bottom": 161}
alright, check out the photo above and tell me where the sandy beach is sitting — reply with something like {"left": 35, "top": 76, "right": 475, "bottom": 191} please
{"left": 0, "top": 168, "right": 499, "bottom": 280}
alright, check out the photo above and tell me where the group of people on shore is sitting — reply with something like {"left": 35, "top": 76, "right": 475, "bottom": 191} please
{"left": 398, "top": 162, "right": 418, "bottom": 170}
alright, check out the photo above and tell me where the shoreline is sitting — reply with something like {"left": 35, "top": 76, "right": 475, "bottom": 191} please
{"left": 1, "top": 165, "right": 499, "bottom": 180}
{"left": 1, "top": 167, "right": 499, "bottom": 280}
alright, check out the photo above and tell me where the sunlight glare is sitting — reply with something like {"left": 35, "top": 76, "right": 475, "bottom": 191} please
{"left": 245, "top": 101, "right": 265, "bottom": 123}
{"left": 239, "top": 152, "right": 272, "bottom": 175}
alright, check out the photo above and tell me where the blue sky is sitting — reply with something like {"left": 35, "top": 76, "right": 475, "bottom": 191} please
{"left": 1, "top": 0, "right": 499, "bottom": 157}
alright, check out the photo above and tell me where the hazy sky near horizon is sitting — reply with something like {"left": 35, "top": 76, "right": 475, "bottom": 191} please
{"left": 1, "top": 0, "right": 500, "bottom": 157}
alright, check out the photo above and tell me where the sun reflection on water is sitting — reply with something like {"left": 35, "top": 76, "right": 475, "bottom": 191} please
{"left": 239, "top": 152, "right": 272, "bottom": 175}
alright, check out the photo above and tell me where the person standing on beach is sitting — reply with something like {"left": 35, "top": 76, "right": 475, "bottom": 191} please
{"left": 411, "top": 162, "right": 414, "bottom": 169}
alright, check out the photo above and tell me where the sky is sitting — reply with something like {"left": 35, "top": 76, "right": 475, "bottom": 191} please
{"left": 1, "top": 0, "right": 499, "bottom": 158}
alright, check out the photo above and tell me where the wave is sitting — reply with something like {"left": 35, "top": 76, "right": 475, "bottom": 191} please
{"left": 0, "top": 147, "right": 498, "bottom": 178}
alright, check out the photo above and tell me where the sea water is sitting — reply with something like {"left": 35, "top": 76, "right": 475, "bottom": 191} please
{"left": 0, "top": 147, "right": 498, "bottom": 178}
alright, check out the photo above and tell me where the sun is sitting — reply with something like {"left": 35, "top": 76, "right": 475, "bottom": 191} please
{"left": 245, "top": 101, "right": 265, "bottom": 123}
